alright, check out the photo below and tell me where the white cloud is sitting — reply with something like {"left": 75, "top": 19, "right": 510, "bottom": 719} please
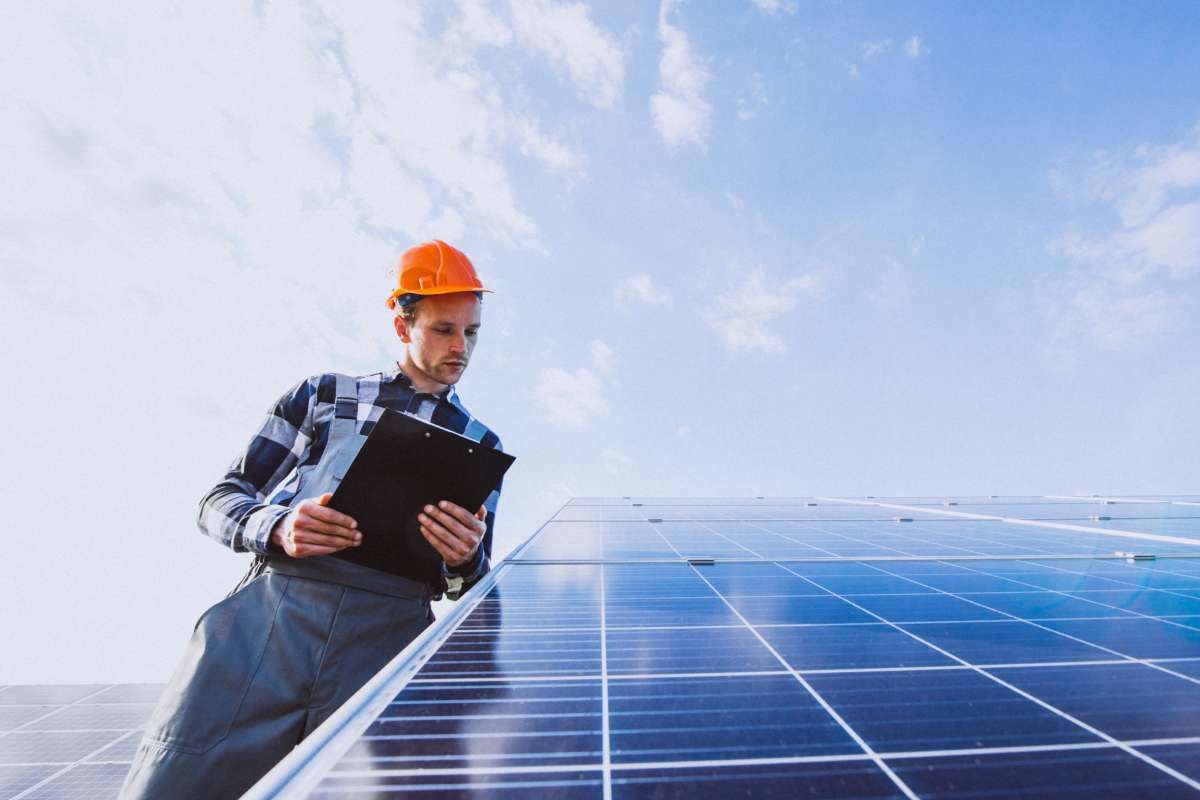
{"left": 511, "top": 118, "right": 587, "bottom": 177}
{"left": 325, "top": 5, "right": 544, "bottom": 243}
{"left": 703, "top": 266, "right": 824, "bottom": 353}
{"left": 0, "top": 3, "right": 624, "bottom": 681}
{"left": 1048, "top": 122, "right": 1200, "bottom": 351}
{"left": 860, "top": 39, "right": 893, "bottom": 59}
{"left": 1117, "top": 202, "right": 1200, "bottom": 277}
{"left": 508, "top": 0, "right": 625, "bottom": 108}
{"left": 533, "top": 339, "right": 617, "bottom": 429}
{"left": 1068, "top": 285, "right": 1180, "bottom": 353}
{"left": 748, "top": 0, "right": 797, "bottom": 15}
{"left": 851, "top": 35, "right": 923, "bottom": 77}
{"left": 650, "top": 0, "right": 711, "bottom": 148}
{"left": 0, "top": 2, "right": 616, "bottom": 318}
{"left": 736, "top": 72, "right": 769, "bottom": 121}
{"left": 1080, "top": 140, "right": 1200, "bottom": 229}
{"left": 590, "top": 339, "right": 616, "bottom": 372}
{"left": 614, "top": 274, "right": 674, "bottom": 307}
{"left": 450, "top": 0, "right": 514, "bottom": 47}
{"left": 535, "top": 366, "right": 610, "bottom": 427}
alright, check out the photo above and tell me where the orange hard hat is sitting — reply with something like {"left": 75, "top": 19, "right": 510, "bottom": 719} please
{"left": 386, "top": 239, "right": 492, "bottom": 309}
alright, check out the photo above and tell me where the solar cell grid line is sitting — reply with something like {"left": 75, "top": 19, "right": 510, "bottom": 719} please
{"left": 674, "top": 519, "right": 766, "bottom": 559}
{"left": 771, "top": 563, "right": 1200, "bottom": 793}
{"left": 949, "top": 559, "right": 1200, "bottom": 625}
{"left": 0, "top": 685, "right": 114, "bottom": 737}
{"left": 939, "top": 560, "right": 1200, "bottom": 661}
{"left": 776, "top": 519, "right": 1033, "bottom": 561}
{"left": 246, "top": 498, "right": 1200, "bottom": 798}
{"left": 734, "top": 522, "right": 839, "bottom": 558}
{"left": 820, "top": 496, "right": 1200, "bottom": 549}
{"left": 849, "top": 561, "right": 1200, "bottom": 688}
{"left": 953, "top": 503, "right": 1200, "bottom": 521}
{"left": 0, "top": 681, "right": 137, "bottom": 800}
{"left": 520, "top": 512, "right": 1200, "bottom": 563}
{"left": 747, "top": 517, "right": 1104, "bottom": 560}
{"left": 787, "top": 520, "right": 971, "bottom": 559}
{"left": 678, "top": 563, "right": 922, "bottom": 799}
{"left": 9, "top": 728, "right": 142, "bottom": 800}
{"left": 811, "top": 515, "right": 1200, "bottom": 559}
{"left": 396, "top": 656, "right": 1200, "bottom": 685}
{"left": 730, "top": 518, "right": 851, "bottom": 560}
{"left": 868, "top": 520, "right": 1084, "bottom": 556}
{"left": 960, "top": 556, "right": 1200, "bottom": 599}
{"left": 1090, "top": 518, "right": 1200, "bottom": 542}
{"left": 599, "top": 564, "right": 612, "bottom": 800}
{"left": 566, "top": 497, "right": 819, "bottom": 507}
{"left": 639, "top": 516, "right": 921, "bottom": 797}
{"left": 895, "top": 520, "right": 1132, "bottom": 558}
{"left": 504, "top": 498, "right": 574, "bottom": 563}
{"left": 1047, "top": 495, "right": 1199, "bottom": 507}
{"left": 0, "top": 685, "right": 150, "bottom": 800}
{"left": 999, "top": 558, "right": 1200, "bottom": 603}
{"left": 243, "top": 560, "right": 542, "bottom": 799}
{"left": 875, "top": 521, "right": 1045, "bottom": 557}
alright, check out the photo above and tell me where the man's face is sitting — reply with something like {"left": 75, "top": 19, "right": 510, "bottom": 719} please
{"left": 394, "top": 292, "right": 482, "bottom": 388}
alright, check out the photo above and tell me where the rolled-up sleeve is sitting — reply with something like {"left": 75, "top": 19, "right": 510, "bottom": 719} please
{"left": 196, "top": 376, "right": 318, "bottom": 554}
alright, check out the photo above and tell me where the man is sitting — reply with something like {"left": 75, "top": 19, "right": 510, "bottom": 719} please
{"left": 120, "top": 240, "right": 503, "bottom": 799}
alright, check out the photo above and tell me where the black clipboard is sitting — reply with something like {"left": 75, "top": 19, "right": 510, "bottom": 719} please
{"left": 327, "top": 408, "right": 514, "bottom": 583}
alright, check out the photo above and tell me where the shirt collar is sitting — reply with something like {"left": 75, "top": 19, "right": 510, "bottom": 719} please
{"left": 385, "top": 362, "right": 459, "bottom": 404}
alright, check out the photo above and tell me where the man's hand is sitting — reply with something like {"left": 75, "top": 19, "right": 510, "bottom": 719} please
{"left": 418, "top": 501, "right": 486, "bottom": 567}
{"left": 271, "top": 492, "right": 361, "bottom": 558}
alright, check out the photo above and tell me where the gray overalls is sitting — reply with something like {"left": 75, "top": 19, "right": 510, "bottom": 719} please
{"left": 121, "top": 375, "right": 437, "bottom": 800}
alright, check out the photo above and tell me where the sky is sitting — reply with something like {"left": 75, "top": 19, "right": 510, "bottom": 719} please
{"left": 1, "top": 1, "right": 1198, "bottom": 684}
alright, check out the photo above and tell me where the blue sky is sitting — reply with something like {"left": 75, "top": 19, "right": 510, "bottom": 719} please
{"left": 1, "top": 1, "right": 1198, "bottom": 682}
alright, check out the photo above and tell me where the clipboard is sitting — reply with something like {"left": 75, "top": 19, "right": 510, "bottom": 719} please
{"left": 326, "top": 408, "right": 515, "bottom": 583}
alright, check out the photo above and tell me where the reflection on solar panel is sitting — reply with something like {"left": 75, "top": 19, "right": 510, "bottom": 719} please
{"left": 0, "top": 683, "right": 163, "bottom": 799}
{"left": 247, "top": 496, "right": 1200, "bottom": 798}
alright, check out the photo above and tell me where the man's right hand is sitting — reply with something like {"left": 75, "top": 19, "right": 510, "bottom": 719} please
{"left": 270, "top": 492, "right": 361, "bottom": 558}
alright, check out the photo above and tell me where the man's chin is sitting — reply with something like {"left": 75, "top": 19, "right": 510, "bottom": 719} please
{"left": 440, "top": 366, "right": 467, "bottom": 384}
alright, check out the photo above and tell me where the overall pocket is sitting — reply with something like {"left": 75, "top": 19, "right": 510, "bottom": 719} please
{"left": 143, "top": 575, "right": 286, "bottom": 754}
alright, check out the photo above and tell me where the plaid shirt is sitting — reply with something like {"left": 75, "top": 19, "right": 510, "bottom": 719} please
{"left": 197, "top": 366, "right": 502, "bottom": 593}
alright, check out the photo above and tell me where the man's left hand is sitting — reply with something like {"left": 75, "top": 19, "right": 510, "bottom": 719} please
{"left": 418, "top": 501, "right": 486, "bottom": 567}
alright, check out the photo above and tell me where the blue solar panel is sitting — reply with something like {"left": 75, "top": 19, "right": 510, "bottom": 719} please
{"left": 0, "top": 683, "right": 163, "bottom": 799}
{"left": 245, "top": 496, "right": 1200, "bottom": 798}
{"left": 945, "top": 503, "right": 1200, "bottom": 520}
{"left": 517, "top": 514, "right": 1200, "bottom": 562}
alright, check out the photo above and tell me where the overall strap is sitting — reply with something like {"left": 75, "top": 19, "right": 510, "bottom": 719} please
{"left": 326, "top": 373, "right": 363, "bottom": 481}
{"left": 232, "top": 374, "right": 362, "bottom": 594}
{"left": 334, "top": 373, "right": 358, "bottom": 422}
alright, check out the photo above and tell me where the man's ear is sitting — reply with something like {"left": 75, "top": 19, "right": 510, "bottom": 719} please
{"left": 393, "top": 314, "right": 412, "bottom": 344}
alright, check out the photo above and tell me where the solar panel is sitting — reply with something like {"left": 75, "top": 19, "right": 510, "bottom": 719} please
{"left": 241, "top": 496, "right": 1200, "bottom": 797}
{"left": 0, "top": 683, "right": 163, "bottom": 799}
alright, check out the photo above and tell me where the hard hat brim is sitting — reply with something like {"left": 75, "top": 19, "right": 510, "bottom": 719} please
{"left": 386, "top": 286, "right": 492, "bottom": 309}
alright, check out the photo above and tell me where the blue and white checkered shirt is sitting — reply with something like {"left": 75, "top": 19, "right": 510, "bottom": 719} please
{"left": 197, "top": 366, "right": 502, "bottom": 594}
